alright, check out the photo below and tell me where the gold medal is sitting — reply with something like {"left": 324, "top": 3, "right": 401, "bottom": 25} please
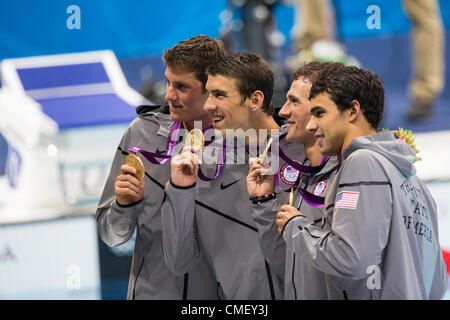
{"left": 185, "top": 128, "right": 205, "bottom": 151}
{"left": 289, "top": 187, "right": 294, "bottom": 206}
{"left": 125, "top": 152, "right": 145, "bottom": 181}
{"left": 259, "top": 137, "right": 273, "bottom": 164}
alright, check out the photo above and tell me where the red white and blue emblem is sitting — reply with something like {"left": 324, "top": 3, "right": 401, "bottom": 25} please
{"left": 312, "top": 179, "right": 327, "bottom": 196}
{"left": 279, "top": 163, "right": 299, "bottom": 186}
{"left": 335, "top": 191, "right": 359, "bottom": 209}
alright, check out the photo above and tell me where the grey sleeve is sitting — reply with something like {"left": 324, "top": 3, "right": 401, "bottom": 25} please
{"left": 251, "top": 197, "right": 286, "bottom": 280}
{"left": 285, "top": 152, "right": 392, "bottom": 279}
{"left": 160, "top": 181, "right": 203, "bottom": 276}
{"left": 96, "top": 125, "right": 142, "bottom": 247}
{"left": 424, "top": 185, "right": 449, "bottom": 299}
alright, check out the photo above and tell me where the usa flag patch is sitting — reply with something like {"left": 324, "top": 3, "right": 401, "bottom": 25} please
{"left": 335, "top": 191, "right": 359, "bottom": 209}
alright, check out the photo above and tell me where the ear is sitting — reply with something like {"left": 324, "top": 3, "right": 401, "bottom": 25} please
{"left": 347, "top": 100, "right": 361, "bottom": 123}
{"left": 248, "top": 90, "right": 264, "bottom": 111}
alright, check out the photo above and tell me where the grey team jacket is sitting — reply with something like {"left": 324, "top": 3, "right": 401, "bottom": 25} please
{"left": 280, "top": 131, "right": 447, "bottom": 299}
{"left": 252, "top": 146, "right": 339, "bottom": 300}
{"left": 96, "top": 105, "right": 218, "bottom": 300}
{"left": 160, "top": 134, "right": 290, "bottom": 299}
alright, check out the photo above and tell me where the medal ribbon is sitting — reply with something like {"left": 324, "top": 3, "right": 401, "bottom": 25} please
{"left": 129, "top": 121, "right": 182, "bottom": 164}
{"left": 274, "top": 153, "right": 331, "bottom": 208}
{"left": 197, "top": 138, "right": 226, "bottom": 181}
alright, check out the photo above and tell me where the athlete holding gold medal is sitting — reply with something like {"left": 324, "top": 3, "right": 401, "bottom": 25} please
{"left": 247, "top": 61, "right": 343, "bottom": 300}
{"left": 185, "top": 128, "right": 205, "bottom": 151}
{"left": 96, "top": 35, "right": 227, "bottom": 300}
{"left": 162, "top": 53, "right": 288, "bottom": 299}
{"left": 124, "top": 151, "right": 145, "bottom": 181}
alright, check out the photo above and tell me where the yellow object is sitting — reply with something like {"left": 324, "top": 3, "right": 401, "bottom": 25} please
{"left": 382, "top": 127, "right": 422, "bottom": 162}
{"left": 260, "top": 137, "right": 273, "bottom": 164}
{"left": 185, "top": 128, "right": 205, "bottom": 151}
{"left": 394, "top": 128, "right": 422, "bottom": 162}
{"left": 125, "top": 152, "right": 145, "bottom": 181}
{"left": 289, "top": 187, "right": 294, "bottom": 206}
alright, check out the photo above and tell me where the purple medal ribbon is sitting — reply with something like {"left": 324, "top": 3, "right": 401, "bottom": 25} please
{"left": 296, "top": 157, "right": 342, "bottom": 207}
{"left": 275, "top": 146, "right": 331, "bottom": 207}
{"left": 198, "top": 138, "right": 254, "bottom": 181}
{"left": 129, "top": 123, "right": 224, "bottom": 181}
{"left": 129, "top": 121, "right": 181, "bottom": 164}
{"left": 198, "top": 139, "right": 226, "bottom": 181}
{"left": 198, "top": 164, "right": 225, "bottom": 181}
{"left": 278, "top": 146, "right": 330, "bottom": 174}
{"left": 275, "top": 143, "right": 330, "bottom": 192}
{"left": 296, "top": 182, "right": 326, "bottom": 208}
{"left": 275, "top": 173, "right": 326, "bottom": 208}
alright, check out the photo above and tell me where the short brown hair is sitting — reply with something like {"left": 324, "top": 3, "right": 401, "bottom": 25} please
{"left": 310, "top": 66, "right": 385, "bottom": 130}
{"left": 292, "top": 61, "right": 345, "bottom": 84}
{"left": 207, "top": 52, "right": 275, "bottom": 115}
{"left": 163, "top": 35, "right": 227, "bottom": 89}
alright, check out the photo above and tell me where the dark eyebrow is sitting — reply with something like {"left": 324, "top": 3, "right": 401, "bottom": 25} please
{"left": 175, "top": 81, "right": 190, "bottom": 87}
{"left": 309, "top": 105, "right": 324, "bottom": 115}
{"left": 164, "top": 75, "right": 190, "bottom": 88}
{"left": 210, "top": 89, "right": 228, "bottom": 97}
{"left": 287, "top": 94, "right": 300, "bottom": 102}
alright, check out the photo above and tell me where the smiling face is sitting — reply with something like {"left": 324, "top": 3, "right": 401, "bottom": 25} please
{"left": 306, "top": 92, "right": 349, "bottom": 156}
{"left": 164, "top": 67, "right": 211, "bottom": 125}
{"left": 204, "top": 74, "right": 252, "bottom": 135}
{"left": 278, "top": 77, "right": 315, "bottom": 144}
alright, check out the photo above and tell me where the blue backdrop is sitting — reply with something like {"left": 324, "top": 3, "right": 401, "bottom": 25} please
{"left": 1, "top": 0, "right": 449, "bottom": 60}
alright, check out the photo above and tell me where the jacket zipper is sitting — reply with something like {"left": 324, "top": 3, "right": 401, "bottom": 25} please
{"left": 131, "top": 255, "right": 146, "bottom": 300}
{"left": 292, "top": 253, "right": 298, "bottom": 300}
{"left": 342, "top": 290, "right": 349, "bottom": 300}
{"left": 183, "top": 273, "right": 189, "bottom": 300}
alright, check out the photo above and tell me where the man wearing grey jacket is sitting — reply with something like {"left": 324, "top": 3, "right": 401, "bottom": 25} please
{"left": 275, "top": 65, "right": 447, "bottom": 299}
{"left": 247, "top": 61, "right": 343, "bottom": 299}
{"left": 161, "top": 53, "right": 285, "bottom": 299}
{"left": 96, "top": 35, "right": 226, "bottom": 299}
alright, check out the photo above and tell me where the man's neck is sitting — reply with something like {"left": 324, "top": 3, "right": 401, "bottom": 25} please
{"left": 304, "top": 141, "right": 323, "bottom": 166}
{"left": 183, "top": 116, "right": 213, "bottom": 132}
{"left": 247, "top": 113, "right": 279, "bottom": 145}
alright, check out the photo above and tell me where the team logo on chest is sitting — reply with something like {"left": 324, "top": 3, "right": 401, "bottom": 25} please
{"left": 279, "top": 163, "right": 300, "bottom": 186}
{"left": 312, "top": 179, "right": 327, "bottom": 196}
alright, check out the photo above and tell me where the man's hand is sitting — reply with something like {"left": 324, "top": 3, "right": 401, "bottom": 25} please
{"left": 247, "top": 155, "right": 275, "bottom": 197}
{"left": 115, "top": 164, "right": 145, "bottom": 206}
{"left": 171, "top": 146, "right": 202, "bottom": 187}
{"left": 276, "top": 205, "right": 302, "bottom": 233}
